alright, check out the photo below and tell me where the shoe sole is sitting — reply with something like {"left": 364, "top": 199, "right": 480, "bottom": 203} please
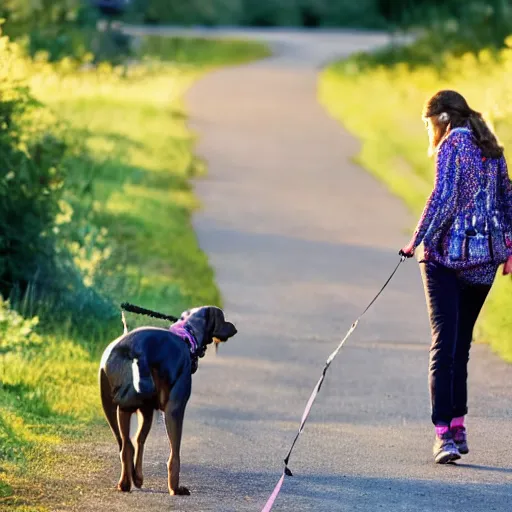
{"left": 435, "top": 451, "right": 461, "bottom": 464}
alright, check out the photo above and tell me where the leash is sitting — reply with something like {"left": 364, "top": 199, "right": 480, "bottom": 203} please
{"left": 120, "top": 302, "right": 179, "bottom": 322}
{"left": 261, "top": 256, "right": 406, "bottom": 512}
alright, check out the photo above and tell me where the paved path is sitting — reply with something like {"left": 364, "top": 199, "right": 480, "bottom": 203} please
{"left": 81, "top": 29, "right": 512, "bottom": 512}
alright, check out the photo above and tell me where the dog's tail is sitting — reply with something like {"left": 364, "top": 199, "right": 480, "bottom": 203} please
{"left": 121, "top": 310, "right": 128, "bottom": 334}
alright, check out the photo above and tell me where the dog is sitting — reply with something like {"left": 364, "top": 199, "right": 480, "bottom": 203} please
{"left": 99, "top": 306, "right": 237, "bottom": 495}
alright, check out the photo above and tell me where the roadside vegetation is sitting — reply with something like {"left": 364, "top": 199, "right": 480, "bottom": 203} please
{"left": 0, "top": 20, "right": 268, "bottom": 510}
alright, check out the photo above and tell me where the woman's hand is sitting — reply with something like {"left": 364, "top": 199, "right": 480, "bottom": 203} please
{"left": 399, "top": 241, "right": 416, "bottom": 258}
{"left": 503, "top": 255, "right": 512, "bottom": 275}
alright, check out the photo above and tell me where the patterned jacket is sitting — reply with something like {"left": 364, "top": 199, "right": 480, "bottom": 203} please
{"left": 411, "top": 127, "right": 512, "bottom": 272}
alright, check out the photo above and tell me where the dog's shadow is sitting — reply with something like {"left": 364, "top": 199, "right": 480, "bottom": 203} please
{"left": 132, "top": 487, "right": 169, "bottom": 495}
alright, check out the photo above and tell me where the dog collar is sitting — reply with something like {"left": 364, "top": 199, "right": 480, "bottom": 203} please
{"left": 169, "top": 322, "right": 198, "bottom": 354}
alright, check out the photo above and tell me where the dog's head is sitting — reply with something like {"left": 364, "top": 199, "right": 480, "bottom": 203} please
{"left": 179, "top": 306, "right": 237, "bottom": 350}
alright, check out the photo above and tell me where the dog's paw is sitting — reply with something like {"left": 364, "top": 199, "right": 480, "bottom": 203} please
{"left": 132, "top": 474, "right": 143, "bottom": 489}
{"left": 117, "top": 479, "right": 131, "bottom": 492}
{"left": 170, "top": 486, "right": 190, "bottom": 496}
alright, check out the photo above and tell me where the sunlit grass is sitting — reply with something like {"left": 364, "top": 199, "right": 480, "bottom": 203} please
{"left": 34, "top": 67, "right": 217, "bottom": 317}
{"left": 320, "top": 41, "right": 512, "bottom": 360}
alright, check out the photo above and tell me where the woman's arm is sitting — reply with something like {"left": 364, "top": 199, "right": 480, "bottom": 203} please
{"left": 403, "top": 131, "right": 462, "bottom": 254}
{"left": 499, "top": 157, "right": 512, "bottom": 275}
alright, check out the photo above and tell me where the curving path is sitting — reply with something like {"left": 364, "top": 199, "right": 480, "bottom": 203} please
{"left": 77, "top": 28, "right": 512, "bottom": 512}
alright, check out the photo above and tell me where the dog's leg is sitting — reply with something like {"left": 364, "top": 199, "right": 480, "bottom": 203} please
{"left": 132, "top": 407, "right": 153, "bottom": 489}
{"left": 164, "top": 376, "right": 191, "bottom": 496}
{"left": 99, "top": 369, "right": 122, "bottom": 451}
{"left": 117, "top": 408, "right": 135, "bottom": 492}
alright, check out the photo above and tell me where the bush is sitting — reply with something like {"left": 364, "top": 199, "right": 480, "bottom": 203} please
{"left": 0, "top": 296, "right": 41, "bottom": 356}
{"left": 132, "top": 0, "right": 387, "bottom": 28}
{"left": 135, "top": 0, "right": 243, "bottom": 26}
{"left": 0, "top": 0, "right": 97, "bottom": 60}
{"left": 0, "top": 34, "right": 67, "bottom": 297}
{"left": 0, "top": 29, "right": 117, "bottom": 331}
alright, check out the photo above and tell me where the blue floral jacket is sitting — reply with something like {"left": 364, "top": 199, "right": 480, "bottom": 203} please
{"left": 411, "top": 128, "right": 512, "bottom": 284}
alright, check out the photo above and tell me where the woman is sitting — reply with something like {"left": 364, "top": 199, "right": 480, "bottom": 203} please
{"left": 399, "top": 90, "right": 512, "bottom": 464}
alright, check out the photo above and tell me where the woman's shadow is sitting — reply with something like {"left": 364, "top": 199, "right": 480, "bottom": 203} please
{"left": 457, "top": 463, "right": 512, "bottom": 473}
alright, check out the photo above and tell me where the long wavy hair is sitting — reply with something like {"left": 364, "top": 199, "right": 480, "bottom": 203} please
{"left": 423, "top": 90, "right": 503, "bottom": 159}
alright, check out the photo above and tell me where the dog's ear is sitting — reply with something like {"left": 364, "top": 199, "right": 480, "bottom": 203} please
{"left": 215, "top": 321, "right": 237, "bottom": 341}
{"left": 211, "top": 308, "right": 237, "bottom": 341}
{"left": 184, "top": 308, "right": 208, "bottom": 346}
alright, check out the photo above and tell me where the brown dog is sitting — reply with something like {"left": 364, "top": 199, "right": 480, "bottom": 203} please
{"left": 99, "top": 306, "right": 237, "bottom": 495}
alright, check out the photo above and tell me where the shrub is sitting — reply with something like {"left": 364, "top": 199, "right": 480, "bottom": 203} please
{"left": 0, "top": 296, "right": 41, "bottom": 356}
{"left": 0, "top": 33, "right": 67, "bottom": 297}
{"left": 131, "top": 0, "right": 387, "bottom": 28}
{"left": 0, "top": 29, "right": 116, "bottom": 330}
{"left": 0, "top": 0, "right": 97, "bottom": 60}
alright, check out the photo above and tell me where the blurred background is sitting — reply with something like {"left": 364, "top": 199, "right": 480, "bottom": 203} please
{"left": 2, "top": 1, "right": 512, "bottom": 61}
{"left": 1, "top": 0, "right": 512, "bottom": 509}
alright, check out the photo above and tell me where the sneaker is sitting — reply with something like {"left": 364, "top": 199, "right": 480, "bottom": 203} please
{"left": 451, "top": 426, "right": 469, "bottom": 455}
{"left": 433, "top": 431, "right": 461, "bottom": 464}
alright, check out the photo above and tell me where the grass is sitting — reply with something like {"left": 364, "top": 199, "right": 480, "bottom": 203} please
{"left": 319, "top": 38, "right": 512, "bottom": 361}
{"left": 0, "top": 36, "right": 269, "bottom": 510}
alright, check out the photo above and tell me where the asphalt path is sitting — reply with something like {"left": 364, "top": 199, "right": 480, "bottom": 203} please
{"left": 76, "top": 28, "right": 512, "bottom": 512}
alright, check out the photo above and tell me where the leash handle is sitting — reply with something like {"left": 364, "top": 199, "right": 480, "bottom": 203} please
{"left": 120, "top": 302, "right": 179, "bottom": 322}
{"left": 261, "top": 256, "right": 406, "bottom": 512}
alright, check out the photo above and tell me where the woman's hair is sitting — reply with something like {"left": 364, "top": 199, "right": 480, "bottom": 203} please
{"left": 423, "top": 90, "right": 503, "bottom": 159}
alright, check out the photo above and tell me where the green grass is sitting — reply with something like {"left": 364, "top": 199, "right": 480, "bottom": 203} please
{"left": 37, "top": 71, "right": 219, "bottom": 319}
{"left": 0, "top": 36, "right": 269, "bottom": 510}
{"left": 319, "top": 40, "right": 512, "bottom": 360}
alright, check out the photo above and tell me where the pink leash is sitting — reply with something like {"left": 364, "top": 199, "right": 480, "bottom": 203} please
{"left": 261, "top": 256, "right": 405, "bottom": 511}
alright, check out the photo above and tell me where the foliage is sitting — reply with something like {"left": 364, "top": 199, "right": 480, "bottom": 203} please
{"left": 128, "top": 0, "right": 512, "bottom": 32}
{"left": 378, "top": 0, "right": 512, "bottom": 38}
{"left": 0, "top": 33, "right": 67, "bottom": 297}
{"left": 0, "top": 297, "right": 41, "bottom": 356}
{"left": 1, "top": 0, "right": 511, "bottom": 43}
{"left": 131, "top": 0, "right": 387, "bottom": 28}
{"left": 0, "top": 30, "right": 116, "bottom": 334}
{"left": 0, "top": 0, "right": 97, "bottom": 60}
